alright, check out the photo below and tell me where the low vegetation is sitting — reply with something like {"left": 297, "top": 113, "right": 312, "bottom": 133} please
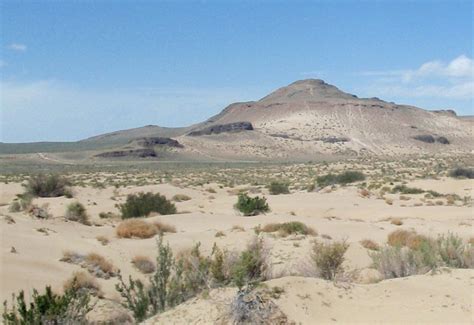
{"left": 118, "top": 192, "right": 177, "bottom": 219}
{"left": 2, "top": 285, "right": 91, "bottom": 324}
{"left": 235, "top": 193, "right": 270, "bottom": 216}
{"left": 172, "top": 194, "right": 192, "bottom": 202}
{"left": 116, "top": 219, "right": 175, "bottom": 239}
{"left": 360, "top": 239, "right": 380, "bottom": 251}
{"left": 61, "top": 251, "right": 117, "bottom": 279}
{"left": 260, "top": 221, "right": 316, "bottom": 237}
{"left": 391, "top": 185, "right": 424, "bottom": 194}
{"left": 371, "top": 231, "right": 473, "bottom": 279}
{"left": 311, "top": 239, "right": 349, "bottom": 280}
{"left": 24, "top": 174, "right": 72, "bottom": 198}
{"left": 449, "top": 167, "right": 474, "bottom": 179}
{"left": 268, "top": 181, "right": 290, "bottom": 195}
{"left": 65, "top": 202, "right": 89, "bottom": 225}
{"left": 316, "top": 171, "right": 365, "bottom": 187}
{"left": 63, "top": 271, "right": 102, "bottom": 297}
{"left": 115, "top": 236, "right": 268, "bottom": 322}
{"left": 132, "top": 255, "right": 156, "bottom": 274}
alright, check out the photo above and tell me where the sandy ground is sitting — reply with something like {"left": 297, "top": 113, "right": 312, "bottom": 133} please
{"left": 1, "top": 176, "right": 473, "bottom": 323}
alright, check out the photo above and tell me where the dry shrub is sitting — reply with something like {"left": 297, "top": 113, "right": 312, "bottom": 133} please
{"left": 131, "top": 255, "right": 156, "bottom": 274}
{"left": 261, "top": 221, "right": 316, "bottom": 237}
{"left": 390, "top": 218, "right": 403, "bottom": 226}
{"left": 84, "top": 253, "right": 116, "bottom": 277}
{"left": 215, "top": 230, "right": 226, "bottom": 237}
{"left": 96, "top": 236, "right": 109, "bottom": 246}
{"left": 153, "top": 221, "right": 177, "bottom": 234}
{"left": 360, "top": 239, "right": 380, "bottom": 251}
{"left": 63, "top": 271, "right": 102, "bottom": 297}
{"left": 172, "top": 194, "right": 191, "bottom": 202}
{"left": 116, "top": 219, "right": 158, "bottom": 239}
{"left": 469, "top": 237, "right": 474, "bottom": 245}
{"left": 231, "top": 225, "right": 245, "bottom": 232}
{"left": 387, "top": 230, "right": 429, "bottom": 250}
{"left": 385, "top": 198, "right": 393, "bottom": 205}
{"left": 65, "top": 202, "right": 89, "bottom": 225}
{"left": 311, "top": 239, "right": 349, "bottom": 280}
{"left": 359, "top": 189, "right": 370, "bottom": 198}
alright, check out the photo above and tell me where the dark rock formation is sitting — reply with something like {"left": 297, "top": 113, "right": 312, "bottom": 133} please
{"left": 436, "top": 136, "right": 450, "bottom": 144}
{"left": 319, "top": 137, "right": 350, "bottom": 143}
{"left": 413, "top": 135, "right": 436, "bottom": 143}
{"left": 413, "top": 135, "right": 449, "bottom": 144}
{"left": 134, "top": 137, "right": 183, "bottom": 148}
{"left": 187, "top": 122, "right": 254, "bottom": 136}
{"left": 95, "top": 149, "right": 157, "bottom": 158}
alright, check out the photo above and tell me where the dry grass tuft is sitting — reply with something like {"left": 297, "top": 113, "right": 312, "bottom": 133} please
{"left": 117, "top": 219, "right": 158, "bottom": 239}
{"left": 215, "top": 230, "right": 226, "bottom": 237}
{"left": 387, "top": 230, "right": 429, "bottom": 250}
{"left": 153, "top": 221, "right": 177, "bottom": 234}
{"left": 390, "top": 218, "right": 403, "bottom": 226}
{"left": 132, "top": 255, "right": 156, "bottom": 274}
{"left": 360, "top": 239, "right": 380, "bottom": 251}
{"left": 84, "top": 253, "right": 116, "bottom": 275}
{"left": 96, "top": 235, "right": 109, "bottom": 246}
{"left": 172, "top": 194, "right": 192, "bottom": 202}
{"left": 63, "top": 270, "right": 102, "bottom": 296}
{"left": 231, "top": 225, "right": 245, "bottom": 232}
{"left": 261, "top": 221, "right": 316, "bottom": 237}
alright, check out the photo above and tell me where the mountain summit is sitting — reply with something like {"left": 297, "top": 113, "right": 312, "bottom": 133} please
{"left": 260, "top": 79, "right": 358, "bottom": 102}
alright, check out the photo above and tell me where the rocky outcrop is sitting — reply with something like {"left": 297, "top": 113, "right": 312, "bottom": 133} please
{"left": 95, "top": 148, "right": 157, "bottom": 158}
{"left": 187, "top": 122, "right": 254, "bottom": 136}
{"left": 413, "top": 135, "right": 450, "bottom": 144}
{"left": 134, "top": 137, "right": 183, "bottom": 148}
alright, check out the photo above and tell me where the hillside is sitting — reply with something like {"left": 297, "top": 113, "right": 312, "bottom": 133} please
{"left": 1, "top": 79, "right": 472, "bottom": 160}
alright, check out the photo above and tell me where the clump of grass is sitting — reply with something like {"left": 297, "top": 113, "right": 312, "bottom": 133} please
{"left": 268, "top": 181, "right": 290, "bottom": 195}
{"left": 231, "top": 225, "right": 245, "bottom": 232}
{"left": 449, "top": 167, "right": 474, "bottom": 179}
{"left": 360, "top": 239, "right": 380, "bottom": 251}
{"left": 116, "top": 219, "right": 158, "bottom": 239}
{"left": 63, "top": 271, "right": 102, "bottom": 297}
{"left": 235, "top": 193, "right": 269, "bottom": 216}
{"left": 261, "top": 221, "right": 316, "bottom": 237}
{"left": 317, "top": 171, "right": 365, "bottom": 187}
{"left": 172, "top": 194, "right": 192, "bottom": 202}
{"left": 96, "top": 236, "right": 109, "bottom": 246}
{"left": 84, "top": 253, "right": 116, "bottom": 278}
{"left": 118, "top": 192, "right": 177, "bottom": 219}
{"left": 24, "top": 174, "right": 72, "bottom": 198}
{"left": 65, "top": 202, "right": 89, "bottom": 225}
{"left": 215, "top": 230, "right": 226, "bottom": 237}
{"left": 371, "top": 232, "right": 473, "bottom": 279}
{"left": 391, "top": 185, "right": 424, "bottom": 194}
{"left": 311, "top": 239, "right": 349, "bottom": 280}
{"left": 390, "top": 218, "right": 403, "bottom": 226}
{"left": 132, "top": 255, "right": 156, "bottom": 274}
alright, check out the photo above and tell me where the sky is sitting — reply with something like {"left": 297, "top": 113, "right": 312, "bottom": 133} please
{"left": 1, "top": 0, "right": 473, "bottom": 143}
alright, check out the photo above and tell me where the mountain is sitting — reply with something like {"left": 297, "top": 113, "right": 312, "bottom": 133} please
{"left": 1, "top": 79, "right": 472, "bottom": 160}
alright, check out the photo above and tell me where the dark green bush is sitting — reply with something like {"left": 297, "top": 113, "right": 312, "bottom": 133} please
{"left": 268, "top": 181, "right": 289, "bottom": 195}
{"left": 118, "top": 192, "right": 177, "bottom": 219}
{"left": 316, "top": 171, "right": 365, "bottom": 187}
{"left": 2, "top": 284, "right": 90, "bottom": 324}
{"left": 449, "top": 167, "right": 474, "bottom": 179}
{"left": 24, "top": 174, "right": 71, "bottom": 198}
{"left": 391, "top": 185, "right": 425, "bottom": 194}
{"left": 235, "top": 193, "right": 269, "bottom": 216}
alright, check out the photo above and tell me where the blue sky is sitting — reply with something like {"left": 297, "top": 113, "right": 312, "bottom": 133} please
{"left": 1, "top": 1, "right": 472, "bottom": 142}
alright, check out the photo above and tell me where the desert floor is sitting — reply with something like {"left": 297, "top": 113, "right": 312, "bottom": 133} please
{"left": 0, "top": 159, "right": 473, "bottom": 324}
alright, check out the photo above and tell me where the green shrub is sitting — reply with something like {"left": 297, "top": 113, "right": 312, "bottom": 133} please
{"left": 370, "top": 246, "right": 425, "bottom": 279}
{"left": 449, "top": 167, "right": 474, "bottom": 179}
{"left": 65, "top": 202, "right": 89, "bottom": 225}
{"left": 118, "top": 192, "right": 177, "bottom": 219}
{"left": 317, "top": 171, "right": 365, "bottom": 187}
{"left": 235, "top": 193, "right": 269, "bottom": 216}
{"left": 391, "top": 185, "right": 424, "bottom": 194}
{"left": 268, "top": 181, "right": 289, "bottom": 195}
{"left": 311, "top": 240, "right": 349, "bottom": 280}
{"left": 24, "top": 174, "right": 71, "bottom": 198}
{"left": 2, "top": 285, "right": 91, "bottom": 324}
{"left": 261, "top": 221, "right": 316, "bottom": 237}
{"left": 231, "top": 238, "right": 268, "bottom": 289}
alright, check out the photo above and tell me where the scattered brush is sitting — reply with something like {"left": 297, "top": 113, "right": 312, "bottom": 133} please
{"left": 65, "top": 202, "right": 89, "bottom": 225}
{"left": 63, "top": 271, "right": 102, "bottom": 297}
{"left": 311, "top": 239, "right": 349, "bottom": 280}
{"left": 131, "top": 255, "right": 156, "bottom": 274}
{"left": 24, "top": 174, "right": 72, "bottom": 198}
{"left": 261, "top": 221, "right": 316, "bottom": 237}
{"left": 360, "top": 239, "right": 380, "bottom": 251}
{"left": 172, "top": 194, "right": 192, "bottom": 202}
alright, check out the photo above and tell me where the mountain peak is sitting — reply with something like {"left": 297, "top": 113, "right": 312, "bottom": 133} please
{"left": 259, "top": 78, "right": 357, "bottom": 103}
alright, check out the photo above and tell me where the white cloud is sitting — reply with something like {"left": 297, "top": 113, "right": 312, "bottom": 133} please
{"left": 7, "top": 43, "right": 27, "bottom": 52}
{"left": 361, "top": 55, "right": 474, "bottom": 100}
